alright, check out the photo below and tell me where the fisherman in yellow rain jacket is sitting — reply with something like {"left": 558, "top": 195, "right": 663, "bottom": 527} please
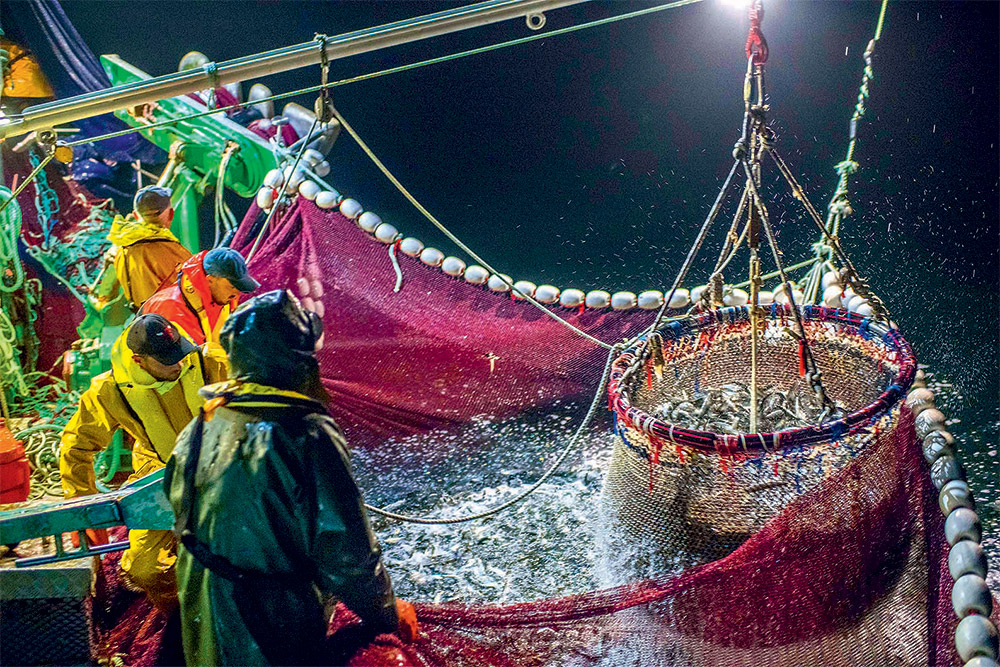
{"left": 60, "top": 314, "right": 226, "bottom": 608}
{"left": 106, "top": 185, "right": 192, "bottom": 310}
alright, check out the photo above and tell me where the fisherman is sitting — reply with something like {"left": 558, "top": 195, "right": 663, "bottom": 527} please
{"left": 106, "top": 185, "right": 193, "bottom": 310}
{"left": 60, "top": 314, "right": 227, "bottom": 608}
{"left": 165, "top": 290, "right": 415, "bottom": 665}
{"left": 141, "top": 247, "right": 259, "bottom": 361}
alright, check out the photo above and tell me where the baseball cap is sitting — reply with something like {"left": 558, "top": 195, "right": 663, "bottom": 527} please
{"left": 203, "top": 248, "right": 260, "bottom": 293}
{"left": 133, "top": 185, "right": 173, "bottom": 220}
{"left": 126, "top": 314, "right": 197, "bottom": 365}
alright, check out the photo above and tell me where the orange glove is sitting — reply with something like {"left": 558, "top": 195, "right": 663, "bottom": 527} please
{"left": 70, "top": 528, "right": 110, "bottom": 548}
{"left": 395, "top": 600, "right": 418, "bottom": 643}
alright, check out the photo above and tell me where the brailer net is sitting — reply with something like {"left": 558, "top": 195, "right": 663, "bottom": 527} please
{"left": 91, "top": 195, "right": 994, "bottom": 666}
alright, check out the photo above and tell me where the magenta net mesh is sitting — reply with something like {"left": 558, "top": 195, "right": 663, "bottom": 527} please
{"left": 86, "top": 196, "right": 996, "bottom": 666}
{"left": 230, "top": 199, "right": 654, "bottom": 446}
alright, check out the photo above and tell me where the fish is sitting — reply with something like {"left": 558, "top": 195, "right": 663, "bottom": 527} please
{"left": 651, "top": 383, "right": 846, "bottom": 433}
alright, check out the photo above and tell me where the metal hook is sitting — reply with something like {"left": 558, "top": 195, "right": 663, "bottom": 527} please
{"left": 313, "top": 34, "right": 334, "bottom": 124}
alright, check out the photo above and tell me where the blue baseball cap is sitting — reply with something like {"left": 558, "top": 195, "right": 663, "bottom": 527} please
{"left": 202, "top": 248, "right": 260, "bottom": 293}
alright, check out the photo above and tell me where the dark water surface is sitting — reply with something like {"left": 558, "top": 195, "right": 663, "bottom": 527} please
{"left": 62, "top": 0, "right": 998, "bottom": 583}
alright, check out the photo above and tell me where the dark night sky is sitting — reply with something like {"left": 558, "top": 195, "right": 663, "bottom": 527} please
{"left": 50, "top": 1, "right": 1000, "bottom": 434}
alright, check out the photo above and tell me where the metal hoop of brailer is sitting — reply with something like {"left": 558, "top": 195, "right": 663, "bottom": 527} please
{"left": 907, "top": 372, "right": 999, "bottom": 666}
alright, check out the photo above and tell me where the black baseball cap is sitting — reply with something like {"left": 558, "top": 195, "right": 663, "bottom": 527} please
{"left": 126, "top": 314, "right": 197, "bottom": 365}
{"left": 133, "top": 185, "right": 173, "bottom": 220}
{"left": 203, "top": 248, "right": 260, "bottom": 293}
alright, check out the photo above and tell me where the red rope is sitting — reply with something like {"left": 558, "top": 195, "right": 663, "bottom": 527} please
{"left": 746, "top": 1, "right": 769, "bottom": 65}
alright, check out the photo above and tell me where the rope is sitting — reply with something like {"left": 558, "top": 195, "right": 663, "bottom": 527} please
{"left": 64, "top": 0, "right": 704, "bottom": 151}
{"left": 213, "top": 142, "right": 239, "bottom": 247}
{"left": 29, "top": 149, "right": 60, "bottom": 249}
{"left": 825, "top": 0, "right": 889, "bottom": 239}
{"left": 741, "top": 159, "right": 833, "bottom": 408}
{"left": 333, "top": 107, "right": 616, "bottom": 351}
{"left": 365, "top": 342, "right": 620, "bottom": 524}
{"left": 731, "top": 257, "right": 818, "bottom": 290}
{"left": 388, "top": 242, "right": 404, "bottom": 293}
{"left": 0, "top": 187, "right": 24, "bottom": 293}
{"left": 0, "top": 307, "right": 29, "bottom": 396}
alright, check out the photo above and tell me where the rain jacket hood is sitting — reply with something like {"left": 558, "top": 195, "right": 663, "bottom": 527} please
{"left": 107, "top": 214, "right": 180, "bottom": 247}
{"left": 221, "top": 289, "right": 325, "bottom": 396}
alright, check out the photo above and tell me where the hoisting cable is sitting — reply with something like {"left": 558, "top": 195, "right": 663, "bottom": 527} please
{"left": 709, "top": 184, "right": 750, "bottom": 280}
{"left": 742, "top": 158, "right": 833, "bottom": 409}
{"left": 63, "top": 0, "right": 704, "bottom": 152}
{"left": 729, "top": 0, "right": 833, "bottom": 412}
{"left": 365, "top": 341, "right": 621, "bottom": 524}
{"left": 332, "top": 106, "right": 617, "bottom": 351}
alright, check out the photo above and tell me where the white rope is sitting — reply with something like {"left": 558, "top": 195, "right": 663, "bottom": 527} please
{"left": 388, "top": 242, "right": 404, "bottom": 293}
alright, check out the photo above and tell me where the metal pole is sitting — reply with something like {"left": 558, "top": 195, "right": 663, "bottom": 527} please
{"left": 0, "top": 0, "right": 587, "bottom": 140}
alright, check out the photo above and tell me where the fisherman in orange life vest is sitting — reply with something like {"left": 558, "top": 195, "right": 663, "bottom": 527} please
{"left": 141, "top": 247, "right": 259, "bottom": 365}
{"left": 105, "top": 185, "right": 193, "bottom": 310}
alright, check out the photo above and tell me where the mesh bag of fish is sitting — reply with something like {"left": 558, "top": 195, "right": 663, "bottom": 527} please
{"left": 604, "top": 304, "right": 916, "bottom": 566}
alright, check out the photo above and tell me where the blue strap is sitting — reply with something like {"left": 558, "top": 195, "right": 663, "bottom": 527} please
{"left": 858, "top": 318, "right": 872, "bottom": 340}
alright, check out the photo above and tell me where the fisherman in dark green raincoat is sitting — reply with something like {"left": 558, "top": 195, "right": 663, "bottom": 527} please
{"left": 165, "top": 289, "right": 404, "bottom": 665}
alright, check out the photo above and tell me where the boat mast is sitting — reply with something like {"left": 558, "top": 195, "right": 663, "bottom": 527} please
{"left": 0, "top": 0, "right": 587, "bottom": 141}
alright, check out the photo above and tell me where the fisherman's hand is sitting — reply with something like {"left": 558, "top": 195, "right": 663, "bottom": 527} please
{"left": 395, "top": 600, "right": 418, "bottom": 643}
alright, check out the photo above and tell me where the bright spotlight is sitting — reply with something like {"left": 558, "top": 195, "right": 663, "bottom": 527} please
{"left": 720, "top": 0, "right": 751, "bottom": 8}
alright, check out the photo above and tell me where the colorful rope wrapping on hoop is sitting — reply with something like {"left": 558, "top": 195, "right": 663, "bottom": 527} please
{"left": 607, "top": 305, "right": 916, "bottom": 457}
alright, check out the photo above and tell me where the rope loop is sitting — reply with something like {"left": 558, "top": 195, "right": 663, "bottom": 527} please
{"left": 526, "top": 12, "right": 546, "bottom": 30}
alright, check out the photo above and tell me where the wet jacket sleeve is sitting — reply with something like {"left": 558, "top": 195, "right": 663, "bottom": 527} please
{"left": 60, "top": 380, "right": 121, "bottom": 499}
{"left": 306, "top": 415, "right": 398, "bottom": 634}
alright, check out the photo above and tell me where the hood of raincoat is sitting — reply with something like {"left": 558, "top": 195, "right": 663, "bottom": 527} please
{"left": 220, "top": 289, "right": 325, "bottom": 396}
{"left": 107, "top": 214, "right": 180, "bottom": 247}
